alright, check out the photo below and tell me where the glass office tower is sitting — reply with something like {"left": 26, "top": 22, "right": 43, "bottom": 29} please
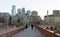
{"left": 27, "top": 10, "right": 31, "bottom": 16}
{"left": 11, "top": 5, "right": 16, "bottom": 16}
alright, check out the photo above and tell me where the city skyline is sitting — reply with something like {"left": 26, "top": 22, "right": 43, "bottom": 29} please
{"left": 0, "top": 0, "right": 60, "bottom": 19}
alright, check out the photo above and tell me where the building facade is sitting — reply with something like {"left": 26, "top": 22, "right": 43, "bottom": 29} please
{"left": 17, "top": 8, "right": 22, "bottom": 21}
{"left": 26, "top": 10, "right": 31, "bottom": 16}
{"left": 29, "top": 11, "right": 41, "bottom": 25}
{"left": 0, "top": 13, "right": 10, "bottom": 25}
{"left": 44, "top": 10, "right": 60, "bottom": 25}
{"left": 31, "top": 11, "right": 38, "bottom": 16}
{"left": 53, "top": 10, "right": 60, "bottom": 16}
{"left": 11, "top": 5, "right": 16, "bottom": 16}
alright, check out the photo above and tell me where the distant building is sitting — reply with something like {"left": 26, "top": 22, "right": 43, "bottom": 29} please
{"left": 17, "top": 8, "right": 22, "bottom": 20}
{"left": 11, "top": 5, "right": 16, "bottom": 16}
{"left": 0, "top": 12, "right": 10, "bottom": 25}
{"left": 21, "top": 8, "right": 27, "bottom": 25}
{"left": 53, "top": 10, "right": 60, "bottom": 16}
{"left": 17, "top": 8, "right": 21, "bottom": 15}
{"left": 44, "top": 10, "right": 60, "bottom": 25}
{"left": 22, "top": 8, "right": 25, "bottom": 15}
{"left": 11, "top": 15, "right": 18, "bottom": 24}
{"left": 31, "top": 11, "right": 38, "bottom": 16}
{"left": 30, "top": 16, "right": 41, "bottom": 24}
{"left": 26, "top": 10, "right": 31, "bottom": 16}
{"left": 21, "top": 8, "right": 25, "bottom": 19}
{"left": 29, "top": 11, "right": 41, "bottom": 24}
{"left": 11, "top": 5, "right": 16, "bottom": 24}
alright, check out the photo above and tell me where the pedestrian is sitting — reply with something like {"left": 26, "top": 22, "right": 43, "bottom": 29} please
{"left": 31, "top": 24, "right": 33, "bottom": 30}
{"left": 25, "top": 24, "right": 28, "bottom": 29}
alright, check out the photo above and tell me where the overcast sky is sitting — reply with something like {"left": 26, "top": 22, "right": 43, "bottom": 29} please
{"left": 0, "top": 0, "right": 60, "bottom": 19}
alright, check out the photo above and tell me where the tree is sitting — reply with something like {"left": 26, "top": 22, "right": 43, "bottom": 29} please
{"left": 18, "top": 18, "right": 20, "bottom": 23}
{"left": 9, "top": 16, "right": 12, "bottom": 25}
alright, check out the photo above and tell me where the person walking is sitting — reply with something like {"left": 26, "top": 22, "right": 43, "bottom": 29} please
{"left": 25, "top": 24, "right": 28, "bottom": 29}
{"left": 31, "top": 24, "right": 33, "bottom": 30}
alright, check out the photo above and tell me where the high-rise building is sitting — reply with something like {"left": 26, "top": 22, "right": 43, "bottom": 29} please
{"left": 11, "top": 5, "right": 16, "bottom": 16}
{"left": 17, "top": 8, "right": 22, "bottom": 22}
{"left": 53, "top": 10, "right": 60, "bottom": 16}
{"left": 22, "top": 8, "right": 25, "bottom": 15}
{"left": 31, "top": 11, "right": 38, "bottom": 16}
{"left": 17, "top": 8, "right": 21, "bottom": 15}
{"left": 21, "top": 8, "right": 25, "bottom": 20}
{"left": 11, "top": 5, "right": 16, "bottom": 24}
{"left": 27, "top": 10, "right": 31, "bottom": 16}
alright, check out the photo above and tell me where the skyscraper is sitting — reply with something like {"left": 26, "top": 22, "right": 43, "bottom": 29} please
{"left": 27, "top": 10, "right": 31, "bottom": 16}
{"left": 21, "top": 8, "right": 27, "bottom": 25}
{"left": 17, "top": 8, "right": 22, "bottom": 21}
{"left": 11, "top": 5, "right": 16, "bottom": 16}
{"left": 11, "top": 5, "right": 16, "bottom": 24}
{"left": 17, "top": 8, "right": 21, "bottom": 15}
{"left": 21, "top": 8, "right": 25, "bottom": 20}
{"left": 22, "top": 8, "right": 25, "bottom": 15}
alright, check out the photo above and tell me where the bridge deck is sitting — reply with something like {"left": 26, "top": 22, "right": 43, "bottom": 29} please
{"left": 14, "top": 26, "right": 42, "bottom": 37}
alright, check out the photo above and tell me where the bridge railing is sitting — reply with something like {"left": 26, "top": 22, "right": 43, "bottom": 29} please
{"left": 0, "top": 26, "right": 25, "bottom": 37}
{"left": 35, "top": 24, "right": 60, "bottom": 37}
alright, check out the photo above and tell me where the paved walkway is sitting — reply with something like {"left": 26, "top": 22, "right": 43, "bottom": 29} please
{"left": 14, "top": 26, "right": 41, "bottom": 37}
